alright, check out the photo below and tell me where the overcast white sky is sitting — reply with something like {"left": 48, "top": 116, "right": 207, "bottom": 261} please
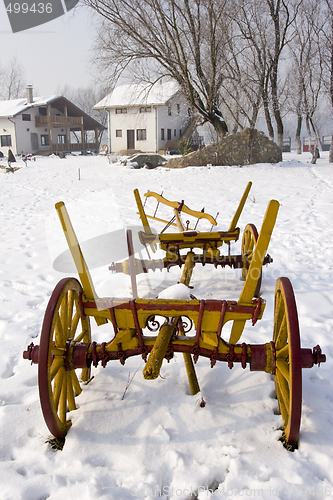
{"left": 0, "top": 3, "right": 99, "bottom": 96}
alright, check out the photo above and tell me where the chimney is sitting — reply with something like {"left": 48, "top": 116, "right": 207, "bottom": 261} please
{"left": 26, "top": 85, "right": 33, "bottom": 104}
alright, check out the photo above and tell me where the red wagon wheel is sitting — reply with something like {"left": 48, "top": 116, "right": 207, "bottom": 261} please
{"left": 273, "top": 277, "right": 302, "bottom": 447}
{"left": 38, "top": 278, "right": 91, "bottom": 438}
{"left": 241, "top": 223, "right": 262, "bottom": 298}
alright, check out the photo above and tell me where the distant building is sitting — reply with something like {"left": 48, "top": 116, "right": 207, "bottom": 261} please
{"left": 0, "top": 85, "right": 106, "bottom": 156}
{"left": 94, "top": 81, "right": 200, "bottom": 153}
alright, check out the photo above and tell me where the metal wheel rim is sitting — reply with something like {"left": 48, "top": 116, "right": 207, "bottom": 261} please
{"left": 38, "top": 278, "right": 91, "bottom": 438}
{"left": 273, "top": 277, "right": 302, "bottom": 446}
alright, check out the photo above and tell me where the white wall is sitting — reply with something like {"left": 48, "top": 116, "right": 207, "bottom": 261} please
{"left": 15, "top": 106, "right": 43, "bottom": 154}
{"left": 109, "top": 94, "right": 189, "bottom": 153}
{"left": 0, "top": 118, "right": 16, "bottom": 156}
{"left": 156, "top": 96, "right": 189, "bottom": 151}
{"left": 0, "top": 104, "right": 71, "bottom": 156}
{"left": 110, "top": 107, "right": 156, "bottom": 152}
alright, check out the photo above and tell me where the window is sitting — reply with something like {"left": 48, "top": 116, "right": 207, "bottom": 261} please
{"left": 115, "top": 108, "right": 127, "bottom": 114}
{"left": 0, "top": 135, "right": 11, "bottom": 147}
{"left": 116, "top": 130, "right": 122, "bottom": 137}
{"left": 39, "top": 107, "right": 47, "bottom": 116}
{"left": 136, "top": 129, "right": 147, "bottom": 141}
{"left": 58, "top": 134, "right": 66, "bottom": 144}
{"left": 168, "top": 105, "right": 171, "bottom": 116}
{"left": 140, "top": 106, "right": 151, "bottom": 113}
{"left": 177, "top": 103, "right": 180, "bottom": 115}
{"left": 174, "top": 129, "right": 177, "bottom": 137}
{"left": 41, "top": 134, "right": 49, "bottom": 146}
{"left": 161, "top": 128, "right": 165, "bottom": 140}
{"left": 22, "top": 114, "right": 31, "bottom": 121}
{"left": 167, "top": 129, "right": 172, "bottom": 140}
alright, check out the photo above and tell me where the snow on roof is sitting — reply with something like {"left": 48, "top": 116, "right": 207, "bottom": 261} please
{"left": 0, "top": 95, "right": 60, "bottom": 118}
{"left": 94, "top": 81, "right": 180, "bottom": 109}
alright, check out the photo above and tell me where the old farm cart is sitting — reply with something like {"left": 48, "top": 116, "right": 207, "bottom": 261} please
{"left": 115, "top": 182, "right": 271, "bottom": 299}
{"left": 23, "top": 184, "right": 326, "bottom": 447}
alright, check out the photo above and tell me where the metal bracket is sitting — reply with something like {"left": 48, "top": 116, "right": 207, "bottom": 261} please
{"left": 252, "top": 298, "right": 262, "bottom": 326}
{"left": 226, "top": 345, "right": 236, "bottom": 369}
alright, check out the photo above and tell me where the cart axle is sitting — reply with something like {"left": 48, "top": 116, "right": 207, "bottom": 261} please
{"left": 109, "top": 253, "right": 273, "bottom": 274}
{"left": 23, "top": 341, "right": 325, "bottom": 372}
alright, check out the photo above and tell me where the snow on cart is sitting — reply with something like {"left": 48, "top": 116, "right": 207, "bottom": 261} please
{"left": 23, "top": 183, "right": 326, "bottom": 448}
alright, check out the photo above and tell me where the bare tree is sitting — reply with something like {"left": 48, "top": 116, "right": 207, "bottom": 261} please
{"left": 227, "top": 0, "right": 300, "bottom": 149}
{"left": 264, "top": 0, "right": 303, "bottom": 151}
{"left": 84, "top": 0, "right": 235, "bottom": 139}
{"left": 322, "top": 0, "right": 333, "bottom": 162}
{"left": 224, "top": 0, "right": 273, "bottom": 133}
{"left": 286, "top": 0, "right": 325, "bottom": 157}
{"left": 0, "top": 58, "right": 26, "bottom": 100}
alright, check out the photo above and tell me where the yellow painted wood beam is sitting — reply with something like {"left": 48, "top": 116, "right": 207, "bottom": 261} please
{"left": 229, "top": 199, "right": 279, "bottom": 344}
{"left": 55, "top": 202, "right": 107, "bottom": 325}
{"left": 144, "top": 191, "right": 217, "bottom": 225}
{"left": 228, "top": 181, "right": 252, "bottom": 232}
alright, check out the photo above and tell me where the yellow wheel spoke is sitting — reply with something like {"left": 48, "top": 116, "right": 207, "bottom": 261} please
{"left": 59, "top": 375, "right": 67, "bottom": 423}
{"left": 67, "top": 290, "right": 75, "bottom": 332}
{"left": 73, "top": 328, "right": 88, "bottom": 344}
{"left": 276, "top": 385, "right": 288, "bottom": 425}
{"left": 50, "top": 346, "right": 65, "bottom": 356}
{"left": 275, "top": 315, "right": 287, "bottom": 350}
{"left": 55, "top": 313, "right": 66, "bottom": 348}
{"left": 276, "top": 371, "right": 290, "bottom": 417}
{"left": 81, "top": 368, "right": 91, "bottom": 383}
{"left": 61, "top": 294, "right": 69, "bottom": 340}
{"left": 53, "top": 367, "right": 65, "bottom": 410}
{"left": 71, "top": 311, "right": 80, "bottom": 339}
{"left": 276, "top": 359, "right": 290, "bottom": 384}
{"left": 67, "top": 372, "right": 76, "bottom": 412}
{"left": 50, "top": 356, "right": 64, "bottom": 381}
{"left": 276, "top": 344, "right": 289, "bottom": 359}
{"left": 274, "top": 292, "right": 283, "bottom": 328}
{"left": 244, "top": 233, "right": 250, "bottom": 251}
{"left": 71, "top": 370, "right": 82, "bottom": 396}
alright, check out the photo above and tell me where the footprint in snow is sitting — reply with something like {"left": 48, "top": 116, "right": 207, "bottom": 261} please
{"left": 310, "top": 374, "right": 330, "bottom": 385}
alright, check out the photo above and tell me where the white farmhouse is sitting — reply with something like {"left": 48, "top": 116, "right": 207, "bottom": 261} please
{"left": 94, "top": 81, "right": 199, "bottom": 153}
{"left": 0, "top": 85, "right": 106, "bottom": 156}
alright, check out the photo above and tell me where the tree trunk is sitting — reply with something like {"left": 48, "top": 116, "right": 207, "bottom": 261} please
{"left": 306, "top": 115, "right": 320, "bottom": 163}
{"left": 264, "top": 103, "right": 274, "bottom": 141}
{"left": 276, "top": 125, "right": 284, "bottom": 151}
{"left": 295, "top": 115, "right": 302, "bottom": 154}
{"left": 209, "top": 113, "right": 228, "bottom": 139}
{"left": 263, "top": 88, "right": 274, "bottom": 140}
{"left": 270, "top": 69, "right": 284, "bottom": 150}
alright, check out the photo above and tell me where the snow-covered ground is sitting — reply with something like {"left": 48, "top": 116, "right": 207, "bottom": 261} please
{"left": 0, "top": 151, "right": 332, "bottom": 500}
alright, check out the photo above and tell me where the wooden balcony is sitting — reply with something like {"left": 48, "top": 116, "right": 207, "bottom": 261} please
{"left": 50, "top": 143, "right": 98, "bottom": 152}
{"left": 35, "top": 115, "right": 83, "bottom": 127}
